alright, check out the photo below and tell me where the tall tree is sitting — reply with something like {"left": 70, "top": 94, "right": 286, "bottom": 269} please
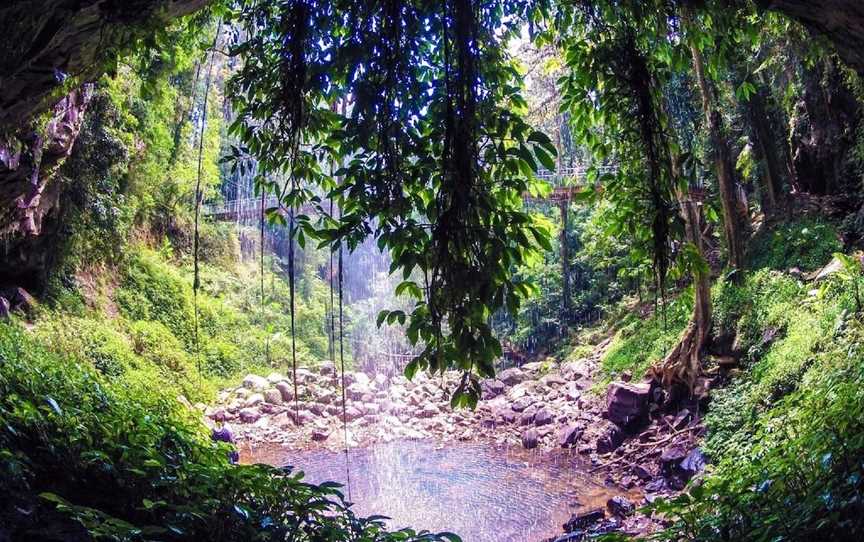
{"left": 682, "top": 5, "right": 748, "bottom": 271}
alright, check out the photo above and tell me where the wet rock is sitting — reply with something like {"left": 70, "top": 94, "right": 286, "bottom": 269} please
{"left": 534, "top": 407, "right": 554, "bottom": 426}
{"left": 596, "top": 425, "right": 624, "bottom": 454}
{"left": 631, "top": 463, "right": 654, "bottom": 481}
{"left": 606, "top": 496, "right": 634, "bottom": 517}
{"left": 558, "top": 424, "right": 583, "bottom": 448}
{"left": 660, "top": 445, "right": 689, "bottom": 474}
{"left": 680, "top": 448, "right": 706, "bottom": 478}
{"left": 242, "top": 374, "right": 269, "bottom": 391}
{"left": 519, "top": 408, "right": 537, "bottom": 426}
{"left": 481, "top": 379, "right": 506, "bottom": 398}
{"left": 238, "top": 407, "right": 261, "bottom": 423}
{"left": 499, "top": 367, "right": 527, "bottom": 386}
{"left": 497, "top": 408, "right": 517, "bottom": 424}
{"left": 311, "top": 429, "right": 330, "bottom": 442}
{"left": 563, "top": 508, "right": 604, "bottom": 532}
{"left": 605, "top": 381, "right": 651, "bottom": 426}
{"left": 0, "top": 297, "right": 10, "bottom": 319}
{"left": 263, "top": 389, "right": 283, "bottom": 405}
{"left": 521, "top": 428, "right": 539, "bottom": 449}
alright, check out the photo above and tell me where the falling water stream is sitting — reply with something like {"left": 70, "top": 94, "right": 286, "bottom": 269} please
{"left": 241, "top": 440, "right": 631, "bottom": 542}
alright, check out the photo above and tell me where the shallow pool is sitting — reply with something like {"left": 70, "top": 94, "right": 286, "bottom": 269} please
{"left": 240, "top": 439, "right": 626, "bottom": 542}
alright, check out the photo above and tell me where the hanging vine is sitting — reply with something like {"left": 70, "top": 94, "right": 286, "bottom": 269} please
{"left": 192, "top": 21, "right": 221, "bottom": 382}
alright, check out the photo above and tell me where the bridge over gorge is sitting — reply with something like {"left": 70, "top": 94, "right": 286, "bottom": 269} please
{"left": 201, "top": 165, "right": 615, "bottom": 220}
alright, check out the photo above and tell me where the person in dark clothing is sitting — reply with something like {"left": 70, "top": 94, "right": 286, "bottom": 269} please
{"left": 211, "top": 411, "right": 240, "bottom": 464}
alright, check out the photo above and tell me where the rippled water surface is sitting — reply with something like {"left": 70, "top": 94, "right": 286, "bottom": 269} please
{"left": 241, "top": 440, "right": 625, "bottom": 542}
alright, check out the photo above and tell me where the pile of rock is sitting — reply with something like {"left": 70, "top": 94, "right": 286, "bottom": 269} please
{"left": 206, "top": 352, "right": 610, "bottom": 454}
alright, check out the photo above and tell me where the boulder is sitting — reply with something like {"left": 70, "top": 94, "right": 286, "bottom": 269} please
{"left": 275, "top": 381, "right": 295, "bottom": 402}
{"left": 238, "top": 407, "right": 261, "bottom": 423}
{"left": 521, "top": 428, "right": 539, "bottom": 449}
{"left": 596, "top": 425, "right": 624, "bottom": 454}
{"left": 606, "top": 496, "right": 634, "bottom": 517}
{"left": 3, "top": 287, "right": 36, "bottom": 314}
{"left": 519, "top": 408, "right": 537, "bottom": 426}
{"left": 511, "top": 396, "right": 535, "bottom": 412}
{"left": 363, "top": 403, "right": 380, "bottom": 416}
{"left": 605, "top": 381, "right": 651, "bottom": 425}
{"left": 481, "top": 379, "right": 506, "bottom": 399}
{"left": 0, "top": 297, "right": 9, "bottom": 319}
{"left": 497, "top": 408, "right": 517, "bottom": 424}
{"left": 319, "top": 361, "right": 336, "bottom": 375}
{"left": 244, "top": 393, "right": 264, "bottom": 408}
{"left": 561, "top": 361, "right": 587, "bottom": 380}
{"left": 540, "top": 374, "right": 567, "bottom": 387}
{"left": 242, "top": 374, "right": 269, "bottom": 391}
{"left": 533, "top": 407, "right": 554, "bottom": 426}
{"left": 662, "top": 446, "right": 705, "bottom": 481}
{"left": 266, "top": 372, "right": 285, "bottom": 384}
{"left": 263, "top": 389, "right": 283, "bottom": 405}
{"left": 344, "top": 406, "right": 363, "bottom": 422}
{"left": 499, "top": 367, "right": 527, "bottom": 386}
{"left": 296, "top": 368, "right": 316, "bottom": 384}
{"left": 563, "top": 508, "right": 604, "bottom": 532}
{"left": 521, "top": 361, "right": 544, "bottom": 374}
{"left": 311, "top": 429, "right": 330, "bottom": 442}
{"left": 558, "top": 424, "right": 583, "bottom": 448}
{"left": 346, "top": 382, "right": 370, "bottom": 401}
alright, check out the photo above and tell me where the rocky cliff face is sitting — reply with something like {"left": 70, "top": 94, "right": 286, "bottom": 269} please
{"left": 0, "top": 0, "right": 208, "bottom": 288}
{"left": 763, "top": 1, "right": 864, "bottom": 76}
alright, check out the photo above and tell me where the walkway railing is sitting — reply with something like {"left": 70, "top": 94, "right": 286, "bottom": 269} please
{"left": 203, "top": 165, "right": 616, "bottom": 219}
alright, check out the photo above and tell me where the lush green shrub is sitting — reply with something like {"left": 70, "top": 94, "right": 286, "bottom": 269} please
{"left": 33, "top": 315, "right": 138, "bottom": 377}
{"left": 129, "top": 320, "right": 194, "bottom": 376}
{"left": 651, "top": 266, "right": 864, "bottom": 542}
{"left": 117, "top": 249, "right": 195, "bottom": 345}
{"left": 748, "top": 217, "right": 842, "bottom": 272}
{"left": 202, "top": 339, "right": 242, "bottom": 378}
{"left": 599, "top": 295, "right": 690, "bottom": 383}
{"left": 0, "top": 322, "right": 455, "bottom": 541}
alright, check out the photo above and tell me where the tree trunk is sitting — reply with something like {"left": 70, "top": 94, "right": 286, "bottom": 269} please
{"left": 744, "top": 88, "right": 783, "bottom": 217}
{"left": 559, "top": 199, "right": 571, "bottom": 318}
{"left": 687, "top": 22, "right": 747, "bottom": 271}
{"left": 654, "top": 187, "right": 712, "bottom": 394}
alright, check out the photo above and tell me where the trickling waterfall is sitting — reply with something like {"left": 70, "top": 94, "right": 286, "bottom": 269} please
{"left": 212, "top": 162, "right": 419, "bottom": 375}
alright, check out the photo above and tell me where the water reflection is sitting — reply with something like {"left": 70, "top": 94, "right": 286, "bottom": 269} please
{"left": 241, "top": 439, "right": 623, "bottom": 542}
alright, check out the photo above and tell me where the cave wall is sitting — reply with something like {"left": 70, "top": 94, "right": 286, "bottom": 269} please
{"left": 0, "top": 0, "right": 209, "bottom": 289}
{"left": 762, "top": 1, "right": 864, "bottom": 76}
